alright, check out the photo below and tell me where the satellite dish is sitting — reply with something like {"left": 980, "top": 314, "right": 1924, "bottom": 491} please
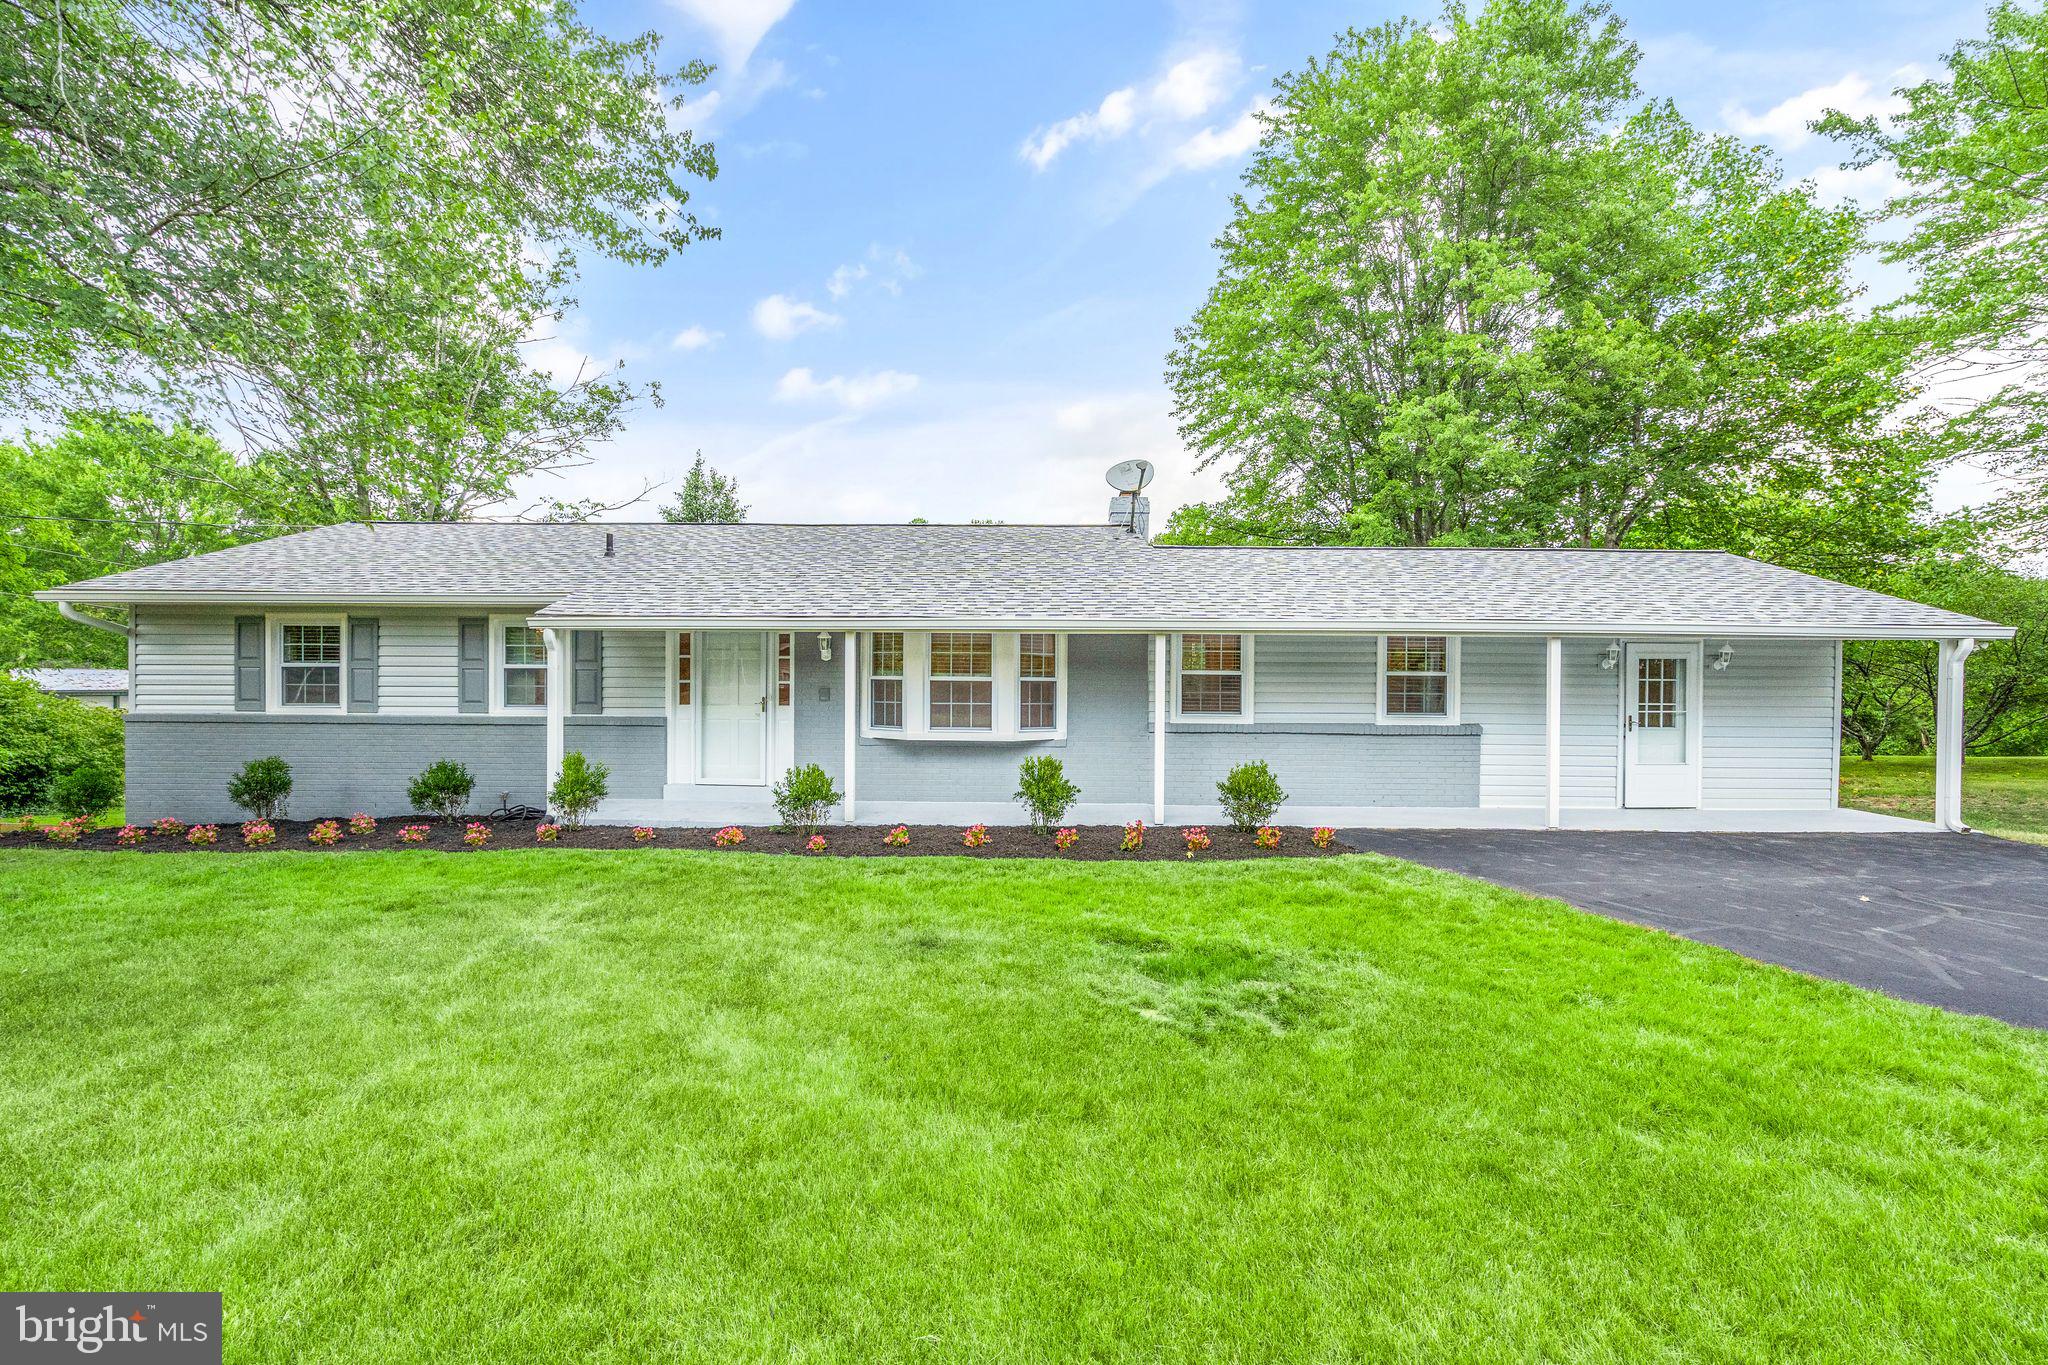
{"left": 1106, "top": 459, "right": 1155, "bottom": 494}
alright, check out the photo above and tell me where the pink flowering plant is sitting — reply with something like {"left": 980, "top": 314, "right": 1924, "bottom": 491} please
{"left": 186, "top": 824, "right": 219, "bottom": 845}
{"left": 805, "top": 833, "right": 828, "bottom": 854}
{"left": 308, "top": 820, "right": 343, "bottom": 847}
{"left": 712, "top": 825, "right": 747, "bottom": 848}
{"left": 241, "top": 820, "right": 276, "bottom": 847}
{"left": 347, "top": 813, "right": 376, "bottom": 836}
{"left": 151, "top": 816, "right": 186, "bottom": 838}
{"left": 116, "top": 824, "right": 147, "bottom": 848}
{"left": 1053, "top": 827, "right": 1079, "bottom": 852}
{"left": 397, "top": 823, "right": 430, "bottom": 845}
{"left": 960, "top": 824, "right": 990, "bottom": 849}
{"left": 1181, "top": 826, "right": 1212, "bottom": 856}
{"left": 1253, "top": 826, "right": 1282, "bottom": 850}
{"left": 463, "top": 822, "right": 491, "bottom": 849}
{"left": 632, "top": 826, "right": 656, "bottom": 843}
{"left": 45, "top": 816, "right": 90, "bottom": 843}
{"left": 1119, "top": 819, "right": 1145, "bottom": 852}
{"left": 883, "top": 824, "right": 910, "bottom": 848}
{"left": 534, "top": 822, "right": 561, "bottom": 843}
{"left": 1310, "top": 827, "right": 1336, "bottom": 850}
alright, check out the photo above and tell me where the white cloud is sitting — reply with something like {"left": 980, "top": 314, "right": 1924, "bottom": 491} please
{"left": 1021, "top": 45, "right": 1254, "bottom": 175}
{"left": 1151, "top": 50, "right": 1238, "bottom": 120}
{"left": 521, "top": 317, "right": 645, "bottom": 386}
{"left": 1723, "top": 71, "right": 1911, "bottom": 150}
{"left": 663, "top": 0, "right": 796, "bottom": 72}
{"left": 827, "top": 244, "right": 920, "bottom": 300}
{"left": 750, "top": 293, "right": 841, "bottom": 340}
{"left": 669, "top": 324, "right": 723, "bottom": 351}
{"left": 774, "top": 367, "right": 921, "bottom": 411}
{"left": 825, "top": 263, "right": 866, "bottom": 300}
{"left": 1171, "top": 97, "right": 1270, "bottom": 170}
{"left": 1021, "top": 86, "right": 1141, "bottom": 170}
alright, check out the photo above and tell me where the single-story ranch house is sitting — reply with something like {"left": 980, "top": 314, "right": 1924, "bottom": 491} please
{"left": 38, "top": 495, "right": 2011, "bottom": 831}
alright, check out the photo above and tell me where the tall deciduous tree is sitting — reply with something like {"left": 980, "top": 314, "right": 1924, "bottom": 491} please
{"left": 658, "top": 454, "right": 747, "bottom": 524}
{"left": 1820, "top": 0, "right": 2048, "bottom": 551}
{"left": 0, "top": 0, "right": 716, "bottom": 519}
{"left": 1163, "top": 0, "right": 1907, "bottom": 550}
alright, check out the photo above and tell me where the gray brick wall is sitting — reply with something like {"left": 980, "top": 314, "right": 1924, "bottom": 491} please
{"left": 125, "top": 714, "right": 663, "bottom": 821}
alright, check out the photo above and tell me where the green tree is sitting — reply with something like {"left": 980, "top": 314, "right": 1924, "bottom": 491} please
{"left": 0, "top": 0, "right": 717, "bottom": 519}
{"left": 0, "top": 414, "right": 291, "bottom": 667}
{"left": 1820, "top": 1, "right": 2048, "bottom": 551}
{"left": 658, "top": 454, "right": 748, "bottom": 524}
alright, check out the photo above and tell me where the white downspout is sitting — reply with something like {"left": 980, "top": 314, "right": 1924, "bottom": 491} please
{"left": 58, "top": 601, "right": 131, "bottom": 638}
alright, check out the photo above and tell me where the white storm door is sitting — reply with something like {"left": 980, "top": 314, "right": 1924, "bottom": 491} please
{"left": 698, "top": 631, "right": 768, "bottom": 785}
{"left": 1622, "top": 643, "right": 1702, "bottom": 808}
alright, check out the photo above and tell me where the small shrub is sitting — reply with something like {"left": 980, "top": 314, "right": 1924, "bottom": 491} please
{"left": 115, "top": 824, "right": 146, "bottom": 848}
{"left": 883, "top": 824, "right": 910, "bottom": 847}
{"left": 1182, "top": 826, "right": 1212, "bottom": 856}
{"left": 805, "top": 833, "right": 828, "bottom": 854}
{"left": 408, "top": 759, "right": 475, "bottom": 822}
{"left": 241, "top": 820, "right": 276, "bottom": 846}
{"left": 0, "top": 674, "right": 123, "bottom": 814}
{"left": 50, "top": 764, "right": 120, "bottom": 820}
{"left": 397, "top": 823, "right": 430, "bottom": 844}
{"left": 151, "top": 816, "right": 186, "bottom": 839}
{"left": 1253, "top": 826, "right": 1282, "bottom": 849}
{"left": 631, "top": 825, "right": 656, "bottom": 843}
{"left": 1311, "top": 826, "right": 1336, "bottom": 850}
{"left": 1120, "top": 819, "right": 1145, "bottom": 852}
{"left": 1216, "top": 761, "right": 1286, "bottom": 832}
{"left": 308, "top": 819, "right": 343, "bottom": 846}
{"left": 712, "top": 825, "right": 746, "bottom": 848}
{"left": 535, "top": 822, "right": 561, "bottom": 843}
{"left": 961, "top": 823, "right": 990, "bottom": 849}
{"left": 1053, "top": 826, "right": 1079, "bottom": 852}
{"left": 550, "top": 750, "right": 610, "bottom": 828}
{"left": 772, "top": 763, "right": 841, "bottom": 834}
{"left": 1014, "top": 755, "right": 1080, "bottom": 832}
{"left": 186, "top": 824, "right": 219, "bottom": 845}
{"left": 462, "top": 821, "right": 491, "bottom": 849}
{"left": 227, "top": 756, "right": 293, "bottom": 820}
{"left": 44, "top": 816, "right": 88, "bottom": 843}
{"left": 347, "top": 813, "right": 376, "bottom": 836}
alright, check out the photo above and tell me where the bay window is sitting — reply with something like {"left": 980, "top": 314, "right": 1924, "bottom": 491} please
{"left": 869, "top": 632, "right": 904, "bottom": 729}
{"left": 860, "top": 632, "right": 1066, "bottom": 740}
{"left": 929, "top": 632, "right": 993, "bottom": 730}
{"left": 1019, "top": 633, "right": 1058, "bottom": 731}
{"left": 1380, "top": 635, "right": 1458, "bottom": 721}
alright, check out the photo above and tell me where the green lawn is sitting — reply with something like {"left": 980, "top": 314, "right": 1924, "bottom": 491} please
{"left": 2, "top": 851, "right": 2044, "bottom": 1362}
{"left": 1840, "top": 754, "right": 2048, "bottom": 843}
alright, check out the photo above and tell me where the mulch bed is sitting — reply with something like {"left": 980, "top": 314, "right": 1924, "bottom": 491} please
{"left": 0, "top": 820, "right": 1347, "bottom": 860}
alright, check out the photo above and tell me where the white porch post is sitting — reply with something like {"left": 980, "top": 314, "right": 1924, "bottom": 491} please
{"left": 842, "top": 631, "right": 857, "bottom": 823}
{"left": 542, "top": 627, "right": 566, "bottom": 813}
{"left": 1545, "top": 635, "right": 1562, "bottom": 829}
{"left": 1152, "top": 633, "right": 1167, "bottom": 823}
{"left": 1935, "top": 637, "right": 1978, "bottom": 831}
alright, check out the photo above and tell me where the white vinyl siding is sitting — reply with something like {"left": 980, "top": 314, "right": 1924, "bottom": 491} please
{"left": 1463, "top": 635, "right": 1620, "bottom": 809}
{"left": 601, "top": 630, "right": 667, "bottom": 716}
{"left": 377, "top": 612, "right": 460, "bottom": 714}
{"left": 130, "top": 608, "right": 236, "bottom": 712}
{"left": 1252, "top": 634, "right": 1376, "bottom": 722}
{"left": 1562, "top": 642, "right": 1622, "bottom": 807}
{"left": 1701, "top": 638, "right": 1838, "bottom": 810}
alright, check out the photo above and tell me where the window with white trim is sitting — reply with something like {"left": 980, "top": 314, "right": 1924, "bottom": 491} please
{"left": 502, "top": 624, "right": 547, "bottom": 708}
{"left": 869, "top": 631, "right": 904, "bottom": 729}
{"left": 278, "top": 622, "right": 342, "bottom": 707}
{"left": 1381, "top": 635, "right": 1457, "bottom": 720}
{"left": 1176, "top": 633, "right": 1247, "bottom": 718}
{"left": 1018, "top": 633, "right": 1058, "bottom": 731}
{"left": 929, "top": 631, "right": 993, "bottom": 730}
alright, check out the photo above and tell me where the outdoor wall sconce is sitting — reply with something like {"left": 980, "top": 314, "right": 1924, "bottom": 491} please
{"left": 1712, "top": 643, "right": 1734, "bottom": 671}
{"left": 1600, "top": 641, "right": 1620, "bottom": 670}
{"left": 817, "top": 632, "right": 833, "bottom": 663}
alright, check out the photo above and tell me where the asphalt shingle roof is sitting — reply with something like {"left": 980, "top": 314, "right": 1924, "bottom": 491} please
{"left": 38, "top": 521, "right": 2010, "bottom": 639}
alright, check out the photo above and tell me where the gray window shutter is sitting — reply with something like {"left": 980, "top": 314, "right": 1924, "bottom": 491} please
{"left": 234, "top": 616, "right": 264, "bottom": 711}
{"left": 458, "top": 617, "right": 488, "bottom": 713}
{"left": 347, "top": 617, "right": 379, "bottom": 712}
{"left": 571, "top": 630, "right": 604, "bottom": 715}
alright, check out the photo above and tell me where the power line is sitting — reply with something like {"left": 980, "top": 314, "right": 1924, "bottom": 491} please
{"left": 0, "top": 510, "right": 325, "bottom": 531}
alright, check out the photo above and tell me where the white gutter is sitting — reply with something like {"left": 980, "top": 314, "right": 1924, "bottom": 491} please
{"left": 58, "top": 602, "right": 132, "bottom": 639}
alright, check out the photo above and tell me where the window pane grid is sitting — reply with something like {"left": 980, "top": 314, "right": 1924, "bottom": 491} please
{"left": 676, "top": 632, "right": 692, "bottom": 705}
{"left": 930, "top": 632, "right": 993, "bottom": 730}
{"left": 777, "top": 634, "right": 792, "bottom": 707}
{"left": 870, "top": 631, "right": 904, "bottom": 728}
{"left": 1019, "top": 633, "right": 1057, "bottom": 730}
{"left": 504, "top": 625, "right": 545, "bottom": 707}
{"left": 1637, "top": 658, "right": 1680, "bottom": 728}
{"left": 1384, "top": 635, "right": 1450, "bottom": 717}
{"left": 280, "top": 623, "right": 340, "bottom": 706}
{"left": 1178, "top": 633, "right": 1244, "bottom": 715}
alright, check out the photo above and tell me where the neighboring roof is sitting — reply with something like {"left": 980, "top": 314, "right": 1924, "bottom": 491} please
{"left": 36, "top": 520, "right": 2013, "bottom": 640}
{"left": 13, "top": 668, "right": 129, "bottom": 695}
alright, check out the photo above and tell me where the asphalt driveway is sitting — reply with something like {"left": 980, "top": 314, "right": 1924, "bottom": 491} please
{"left": 1340, "top": 830, "right": 2048, "bottom": 1029}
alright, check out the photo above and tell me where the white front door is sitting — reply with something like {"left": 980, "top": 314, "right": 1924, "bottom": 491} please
{"left": 1623, "top": 643, "right": 1702, "bottom": 808}
{"left": 698, "top": 630, "right": 768, "bottom": 785}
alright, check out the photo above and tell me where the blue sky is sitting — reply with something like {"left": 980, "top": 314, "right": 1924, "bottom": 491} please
{"left": 535, "top": 0, "right": 1996, "bottom": 525}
